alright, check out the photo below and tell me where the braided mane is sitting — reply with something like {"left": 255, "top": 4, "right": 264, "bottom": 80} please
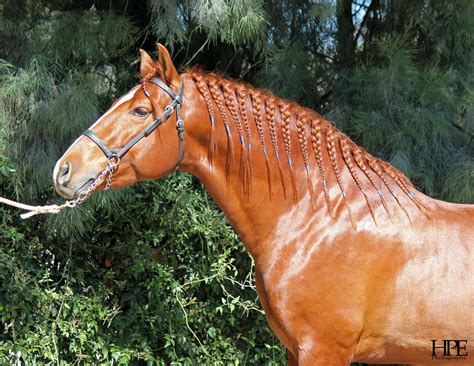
{"left": 189, "top": 70, "right": 426, "bottom": 220}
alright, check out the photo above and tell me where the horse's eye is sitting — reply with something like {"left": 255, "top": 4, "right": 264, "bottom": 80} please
{"left": 132, "top": 107, "right": 150, "bottom": 117}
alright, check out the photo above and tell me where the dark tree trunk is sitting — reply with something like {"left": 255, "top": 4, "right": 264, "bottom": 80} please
{"left": 336, "top": 0, "right": 355, "bottom": 68}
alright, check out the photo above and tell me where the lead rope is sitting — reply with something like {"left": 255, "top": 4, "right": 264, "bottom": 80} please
{"left": 0, "top": 158, "right": 119, "bottom": 219}
{"left": 1, "top": 78, "right": 184, "bottom": 219}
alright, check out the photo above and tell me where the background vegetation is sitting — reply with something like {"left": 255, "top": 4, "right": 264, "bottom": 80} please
{"left": 0, "top": 0, "right": 472, "bottom": 364}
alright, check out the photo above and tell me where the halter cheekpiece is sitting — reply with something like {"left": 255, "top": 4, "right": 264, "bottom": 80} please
{"left": 82, "top": 77, "right": 185, "bottom": 188}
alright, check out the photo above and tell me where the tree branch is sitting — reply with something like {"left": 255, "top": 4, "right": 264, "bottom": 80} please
{"left": 450, "top": 121, "right": 474, "bottom": 142}
{"left": 354, "top": 0, "right": 380, "bottom": 45}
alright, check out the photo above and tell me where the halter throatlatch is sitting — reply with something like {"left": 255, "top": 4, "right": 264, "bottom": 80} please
{"left": 83, "top": 77, "right": 185, "bottom": 183}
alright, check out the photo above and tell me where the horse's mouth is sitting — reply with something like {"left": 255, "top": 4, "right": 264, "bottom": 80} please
{"left": 73, "top": 178, "right": 95, "bottom": 198}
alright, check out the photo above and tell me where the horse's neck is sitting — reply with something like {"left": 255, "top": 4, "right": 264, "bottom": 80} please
{"left": 178, "top": 75, "right": 310, "bottom": 259}
{"left": 178, "top": 72, "right": 431, "bottom": 260}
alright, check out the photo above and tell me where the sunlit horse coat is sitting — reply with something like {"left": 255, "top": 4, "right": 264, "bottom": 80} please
{"left": 54, "top": 44, "right": 474, "bottom": 365}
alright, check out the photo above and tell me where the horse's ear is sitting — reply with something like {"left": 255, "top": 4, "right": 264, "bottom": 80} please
{"left": 156, "top": 43, "right": 180, "bottom": 88}
{"left": 140, "top": 49, "right": 155, "bottom": 78}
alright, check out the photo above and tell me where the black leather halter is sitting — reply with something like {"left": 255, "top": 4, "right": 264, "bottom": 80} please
{"left": 83, "top": 77, "right": 185, "bottom": 167}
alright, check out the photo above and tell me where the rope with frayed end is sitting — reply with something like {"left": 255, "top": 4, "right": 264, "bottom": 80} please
{"left": 0, "top": 159, "right": 118, "bottom": 219}
{"left": 0, "top": 197, "right": 76, "bottom": 219}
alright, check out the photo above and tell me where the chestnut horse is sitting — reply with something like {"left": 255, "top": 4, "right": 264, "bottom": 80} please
{"left": 53, "top": 44, "right": 473, "bottom": 365}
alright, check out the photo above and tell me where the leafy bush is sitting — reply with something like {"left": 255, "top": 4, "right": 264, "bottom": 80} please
{"left": 0, "top": 174, "right": 285, "bottom": 364}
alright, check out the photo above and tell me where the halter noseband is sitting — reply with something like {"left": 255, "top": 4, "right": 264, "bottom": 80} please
{"left": 82, "top": 77, "right": 184, "bottom": 188}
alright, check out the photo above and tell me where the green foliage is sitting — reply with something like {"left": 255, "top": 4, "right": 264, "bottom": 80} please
{"left": 257, "top": 42, "right": 321, "bottom": 107}
{"left": 32, "top": 10, "right": 137, "bottom": 67}
{"left": 1, "top": 174, "right": 284, "bottom": 365}
{"left": 0, "top": 0, "right": 472, "bottom": 364}
{"left": 148, "top": 1, "right": 185, "bottom": 44}
{"left": 0, "top": 1, "right": 283, "bottom": 363}
{"left": 149, "top": 0, "right": 268, "bottom": 51}
{"left": 193, "top": 0, "right": 268, "bottom": 48}
{"left": 332, "top": 35, "right": 473, "bottom": 202}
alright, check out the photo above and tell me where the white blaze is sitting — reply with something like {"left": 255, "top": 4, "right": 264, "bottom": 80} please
{"left": 88, "top": 86, "right": 140, "bottom": 129}
{"left": 53, "top": 86, "right": 140, "bottom": 181}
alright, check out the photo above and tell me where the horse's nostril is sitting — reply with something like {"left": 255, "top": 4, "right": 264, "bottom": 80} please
{"left": 61, "top": 162, "right": 70, "bottom": 177}
{"left": 58, "top": 162, "right": 72, "bottom": 185}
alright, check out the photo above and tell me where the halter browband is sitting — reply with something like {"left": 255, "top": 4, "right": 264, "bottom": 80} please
{"left": 83, "top": 77, "right": 185, "bottom": 167}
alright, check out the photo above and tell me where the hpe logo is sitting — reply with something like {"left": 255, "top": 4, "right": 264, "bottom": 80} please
{"left": 431, "top": 339, "right": 468, "bottom": 361}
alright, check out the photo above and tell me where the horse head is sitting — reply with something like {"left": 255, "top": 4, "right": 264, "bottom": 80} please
{"left": 53, "top": 44, "right": 187, "bottom": 199}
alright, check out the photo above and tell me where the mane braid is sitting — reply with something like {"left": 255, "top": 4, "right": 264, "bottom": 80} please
{"left": 297, "top": 114, "right": 316, "bottom": 210}
{"left": 367, "top": 157, "right": 412, "bottom": 223}
{"left": 310, "top": 119, "right": 333, "bottom": 217}
{"left": 237, "top": 88, "right": 253, "bottom": 192}
{"left": 193, "top": 75, "right": 217, "bottom": 168}
{"left": 236, "top": 87, "right": 254, "bottom": 196}
{"left": 378, "top": 159, "right": 431, "bottom": 217}
{"left": 340, "top": 139, "right": 377, "bottom": 225}
{"left": 326, "top": 129, "right": 356, "bottom": 229}
{"left": 189, "top": 70, "right": 427, "bottom": 223}
{"left": 280, "top": 104, "right": 298, "bottom": 203}
{"left": 266, "top": 99, "right": 287, "bottom": 199}
{"left": 249, "top": 91, "right": 273, "bottom": 199}
{"left": 207, "top": 78, "right": 234, "bottom": 181}
{"left": 222, "top": 82, "right": 250, "bottom": 195}
{"left": 353, "top": 149, "right": 390, "bottom": 215}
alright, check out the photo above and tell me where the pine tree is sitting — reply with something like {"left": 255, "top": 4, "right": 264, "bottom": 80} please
{"left": 0, "top": 0, "right": 472, "bottom": 364}
{"left": 0, "top": 1, "right": 282, "bottom": 364}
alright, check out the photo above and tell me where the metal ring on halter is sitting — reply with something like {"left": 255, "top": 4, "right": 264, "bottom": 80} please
{"left": 108, "top": 156, "right": 120, "bottom": 165}
{"left": 109, "top": 152, "right": 119, "bottom": 161}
